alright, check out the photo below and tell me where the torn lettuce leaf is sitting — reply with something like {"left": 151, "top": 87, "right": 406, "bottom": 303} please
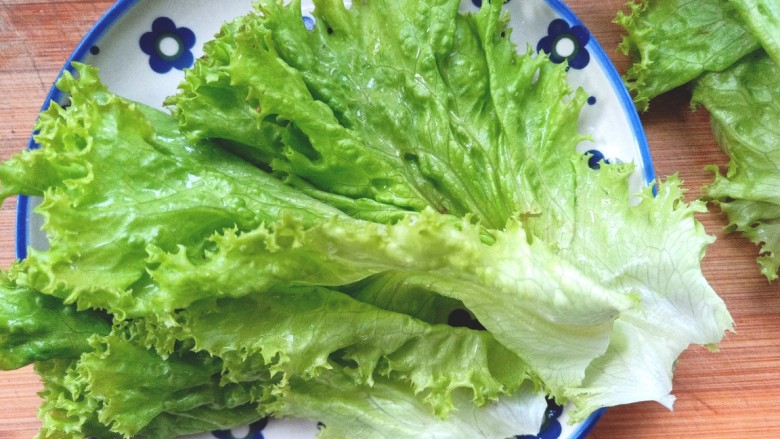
{"left": 694, "top": 52, "right": 780, "bottom": 279}
{"left": 615, "top": 0, "right": 760, "bottom": 110}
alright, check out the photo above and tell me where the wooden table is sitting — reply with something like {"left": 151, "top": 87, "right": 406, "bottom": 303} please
{"left": 1, "top": 0, "right": 778, "bottom": 437}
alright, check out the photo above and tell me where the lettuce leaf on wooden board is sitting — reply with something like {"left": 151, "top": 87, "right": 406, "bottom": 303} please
{"left": 615, "top": 0, "right": 761, "bottom": 110}
{"left": 694, "top": 52, "right": 780, "bottom": 279}
{"left": 616, "top": 0, "right": 780, "bottom": 279}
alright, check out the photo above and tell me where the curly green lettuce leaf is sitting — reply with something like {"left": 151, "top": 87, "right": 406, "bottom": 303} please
{"left": 35, "top": 328, "right": 263, "bottom": 439}
{"left": 77, "top": 330, "right": 258, "bottom": 438}
{"left": 34, "top": 359, "right": 117, "bottom": 439}
{"left": 0, "top": 63, "right": 346, "bottom": 318}
{"left": 615, "top": 0, "right": 760, "bottom": 110}
{"left": 170, "top": 0, "right": 587, "bottom": 232}
{"left": 148, "top": 206, "right": 629, "bottom": 400}
{"left": 729, "top": 0, "right": 780, "bottom": 67}
{"left": 0, "top": 267, "right": 110, "bottom": 370}
{"left": 550, "top": 171, "right": 732, "bottom": 420}
{"left": 161, "top": 287, "right": 537, "bottom": 418}
{"left": 149, "top": 157, "right": 732, "bottom": 419}
{"left": 694, "top": 52, "right": 780, "bottom": 279}
{"left": 32, "top": 284, "right": 545, "bottom": 438}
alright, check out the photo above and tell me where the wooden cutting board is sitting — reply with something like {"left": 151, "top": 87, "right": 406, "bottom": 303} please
{"left": 0, "top": 0, "right": 778, "bottom": 437}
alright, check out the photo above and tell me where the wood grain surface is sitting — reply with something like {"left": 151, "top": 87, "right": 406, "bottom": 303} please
{"left": 1, "top": 0, "right": 779, "bottom": 438}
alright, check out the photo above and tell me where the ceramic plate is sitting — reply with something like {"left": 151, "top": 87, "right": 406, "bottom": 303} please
{"left": 17, "top": 0, "right": 653, "bottom": 438}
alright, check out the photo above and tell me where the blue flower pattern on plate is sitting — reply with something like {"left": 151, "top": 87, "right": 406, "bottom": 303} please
{"left": 212, "top": 417, "right": 269, "bottom": 439}
{"left": 536, "top": 19, "right": 590, "bottom": 70}
{"left": 302, "top": 15, "right": 316, "bottom": 30}
{"left": 516, "top": 398, "right": 564, "bottom": 439}
{"left": 139, "top": 17, "right": 196, "bottom": 74}
{"left": 586, "top": 149, "right": 610, "bottom": 169}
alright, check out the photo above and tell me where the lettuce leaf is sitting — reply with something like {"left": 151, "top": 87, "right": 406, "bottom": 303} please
{"left": 0, "top": 63, "right": 346, "bottom": 318}
{"left": 33, "top": 334, "right": 262, "bottom": 439}
{"left": 75, "top": 330, "right": 257, "bottom": 438}
{"left": 616, "top": 0, "right": 780, "bottom": 280}
{"left": 729, "top": 0, "right": 780, "bottom": 66}
{"left": 0, "top": 268, "right": 110, "bottom": 370}
{"left": 31, "top": 283, "right": 546, "bottom": 438}
{"left": 694, "top": 52, "right": 780, "bottom": 279}
{"left": 615, "top": 0, "right": 760, "bottom": 110}
{"left": 162, "top": 287, "right": 538, "bottom": 417}
{"left": 34, "top": 358, "right": 116, "bottom": 439}
{"left": 149, "top": 166, "right": 731, "bottom": 420}
{"left": 169, "top": 0, "right": 587, "bottom": 232}
{"left": 278, "top": 372, "right": 546, "bottom": 439}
